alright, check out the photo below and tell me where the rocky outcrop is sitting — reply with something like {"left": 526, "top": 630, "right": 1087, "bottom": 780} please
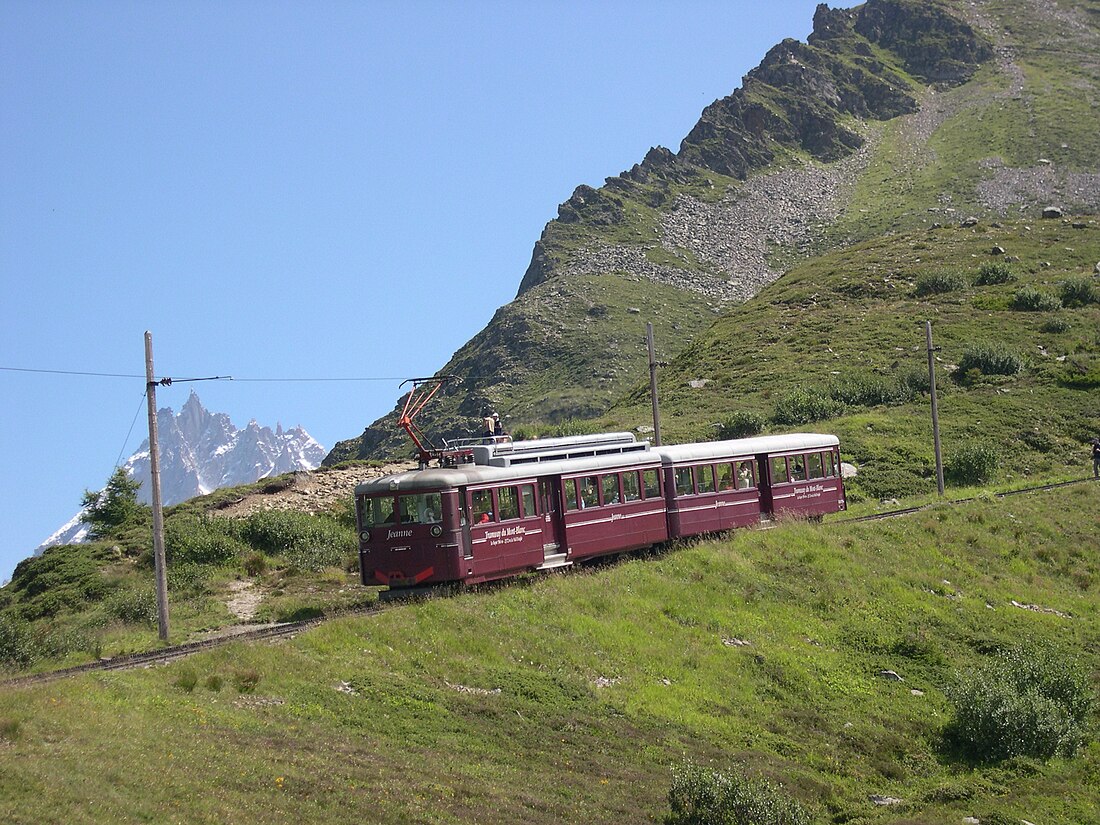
{"left": 325, "top": 0, "right": 996, "bottom": 466}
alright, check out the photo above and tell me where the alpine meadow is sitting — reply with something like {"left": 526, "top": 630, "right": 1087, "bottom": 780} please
{"left": 3, "top": 1, "right": 1100, "bottom": 823}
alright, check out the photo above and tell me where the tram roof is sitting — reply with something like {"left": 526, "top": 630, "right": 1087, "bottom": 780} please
{"left": 354, "top": 449, "right": 663, "bottom": 495}
{"left": 652, "top": 433, "right": 839, "bottom": 464}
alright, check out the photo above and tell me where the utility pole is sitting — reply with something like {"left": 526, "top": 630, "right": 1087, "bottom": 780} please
{"left": 144, "top": 331, "right": 170, "bottom": 641}
{"left": 647, "top": 322, "right": 662, "bottom": 446}
{"left": 925, "top": 321, "right": 945, "bottom": 496}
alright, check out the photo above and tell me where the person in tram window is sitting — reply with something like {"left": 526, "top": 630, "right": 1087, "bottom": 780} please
{"left": 478, "top": 511, "right": 492, "bottom": 524}
{"left": 738, "top": 464, "right": 751, "bottom": 489}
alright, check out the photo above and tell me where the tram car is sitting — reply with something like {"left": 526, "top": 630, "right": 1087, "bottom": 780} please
{"left": 354, "top": 431, "right": 845, "bottom": 590}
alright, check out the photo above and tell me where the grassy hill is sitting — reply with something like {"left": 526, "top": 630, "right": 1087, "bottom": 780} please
{"left": 2, "top": 483, "right": 1097, "bottom": 824}
{"left": 606, "top": 216, "right": 1100, "bottom": 502}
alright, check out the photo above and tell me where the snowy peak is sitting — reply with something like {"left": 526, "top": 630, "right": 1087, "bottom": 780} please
{"left": 124, "top": 394, "right": 327, "bottom": 506}
{"left": 37, "top": 394, "right": 326, "bottom": 550}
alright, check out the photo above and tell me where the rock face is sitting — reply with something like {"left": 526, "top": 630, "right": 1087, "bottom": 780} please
{"left": 326, "top": 0, "right": 995, "bottom": 465}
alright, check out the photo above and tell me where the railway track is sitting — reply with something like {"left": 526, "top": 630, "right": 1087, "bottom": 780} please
{"left": 3, "top": 475, "right": 1094, "bottom": 690}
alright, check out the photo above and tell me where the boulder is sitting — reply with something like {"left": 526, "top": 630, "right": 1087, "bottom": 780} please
{"left": 1042, "top": 206, "right": 1063, "bottom": 218}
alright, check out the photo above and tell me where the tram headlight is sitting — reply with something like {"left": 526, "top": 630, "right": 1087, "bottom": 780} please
{"left": 430, "top": 525, "right": 442, "bottom": 538}
{"left": 359, "top": 530, "right": 371, "bottom": 543}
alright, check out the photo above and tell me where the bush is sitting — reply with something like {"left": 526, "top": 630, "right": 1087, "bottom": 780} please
{"left": 0, "top": 613, "right": 36, "bottom": 670}
{"left": 104, "top": 588, "right": 157, "bottom": 625}
{"left": 665, "top": 763, "right": 812, "bottom": 825}
{"left": 957, "top": 343, "right": 1024, "bottom": 377}
{"left": 771, "top": 388, "right": 844, "bottom": 425}
{"left": 1059, "top": 277, "right": 1100, "bottom": 308}
{"left": 716, "top": 410, "right": 766, "bottom": 439}
{"left": 974, "top": 262, "right": 1015, "bottom": 285}
{"left": 946, "top": 442, "right": 1000, "bottom": 485}
{"left": 166, "top": 516, "right": 245, "bottom": 566}
{"left": 241, "top": 510, "right": 354, "bottom": 572}
{"left": 173, "top": 667, "right": 198, "bottom": 693}
{"left": 827, "top": 372, "right": 911, "bottom": 407}
{"left": 1040, "top": 316, "right": 1072, "bottom": 334}
{"left": 232, "top": 668, "right": 262, "bottom": 693}
{"left": 914, "top": 270, "right": 968, "bottom": 296}
{"left": 945, "top": 642, "right": 1094, "bottom": 762}
{"left": 243, "top": 552, "right": 268, "bottom": 577}
{"left": 1010, "top": 287, "right": 1062, "bottom": 312}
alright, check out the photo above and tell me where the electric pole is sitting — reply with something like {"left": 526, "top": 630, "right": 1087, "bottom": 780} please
{"left": 144, "top": 331, "right": 170, "bottom": 641}
{"left": 925, "top": 321, "right": 945, "bottom": 496}
{"left": 647, "top": 322, "right": 662, "bottom": 446}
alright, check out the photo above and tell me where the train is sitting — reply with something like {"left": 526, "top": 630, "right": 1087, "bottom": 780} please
{"left": 354, "top": 430, "right": 846, "bottom": 590}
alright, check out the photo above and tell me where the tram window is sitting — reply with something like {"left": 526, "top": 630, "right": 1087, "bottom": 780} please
{"left": 360, "top": 496, "right": 396, "bottom": 527}
{"left": 498, "top": 486, "right": 520, "bottom": 521}
{"left": 471, "top": 489, "right": 494, "bottom": 523}
{"left": 643, "top": 469, "right": 661, "bottom": 499}
{"left": 623, "top": 471, "right": 640, "bottom": 502}
{"left": 564, "top": 479, "right": 579, "bottom": 511}
{"left": 717, "top": 463, "right": 734, "bottom": 491}
{"left": 695, "top": 465, "right": 715, "bottom": 493}
{"left": 602, "top": 474, "right": 620, "bottom": 505}
{"left": 824, "top": 451, "right": 836, "bottom": 477}
{"left": 520, "top": 483, "right": 537, "bottom": 518}
{"left": 790, "top": 456, "right": 807, "bottom": 481}
{"left": 807, "top": 452, "right": 824, "bottom": 480}
{"left": 398, "top": 493, "right": 442, "bottom": 524}
{"left": 737, "top": 461, "right": 755, "bottom": 489}
{"left": 580, "top": 476, "right": 599, "bottom": 509}
{"left": 771, "top": 457, "right": 789, "bottom": 484}
{"left": 675, "top": 467, "right": 694, "bottom": 496}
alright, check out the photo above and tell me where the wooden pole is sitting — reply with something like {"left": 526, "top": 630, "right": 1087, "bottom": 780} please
{"left": 925, "top": 321, "right": 945, "bottom": 496}
{"left": 144, "top": 331, "right": 170, "bottom": 641}
{"left": 647, "top": 322, "right": 662, "bottom": 447}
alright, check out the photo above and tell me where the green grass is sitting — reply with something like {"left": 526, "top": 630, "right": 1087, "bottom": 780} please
{"left": 606, "top": 217, "right": 1100, "bottom": 500}
{"left": 2, "top": 483, "right": 1098, "bottom": 824}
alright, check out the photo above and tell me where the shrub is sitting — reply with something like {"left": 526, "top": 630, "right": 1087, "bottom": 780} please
{"left": 167, "top": 563, "right": 210, "bottom": 595}
{"left": 716, "top": 410, "right": 766, "bottom": 439}
{"left": 1040, "top": 316, "right": 1071, "bottom": 334}
{"left": 241, "top": 510, "right": 354, "bottom": 572}
{"left": 205, "top": 673, "right": 224, "bottom": 692}
{"left": 232, "top": 668, "right": 262, "bottom": 693}
{"left": 946, "top": 442, "right": 1000, "bottom": 485}
{"left": 1010, "top": 287, "right": 1061, "bottom": 312}
{"left": 243, "top": 551, "right": 268, "bottom": 577}
{"left": 896, "top": 363, "right": 932, "bottom": 395}
{"left": 104, "top": 588, "right": 157, "bottom": 625}
{"left": 1059, "top": 277, "right": 1100, "bottom": 308}
{"left": 957, "top": 343, "right": 1024, "bottom": 377}
{"left": 771, "top": 388, "right": 844, "bottom": 425}
{"left": 914, "top": 270, "right": 968, "bottom": 296}
{"left": 173, "top": 667, "right": 199, "bottom": 693}
{"left": 945, "top": 642, "right": 1094, "bottom": 762}
{"left": 166, "top": 516, "right": 245, "bottom": 566}
{"left": 827, "top": 372, "right": 911, "bottom": 407}
{"left": 0, "top": 717, "right": 21, "bottom": 742}
{"left": 0, "top": 612, "right": 36, "bottom": 670}
{"left": 974, "top": 262, "right": 1014, "bottom": 285}
{"left": 665, "top": 763, "right": 812, "bottom": 825}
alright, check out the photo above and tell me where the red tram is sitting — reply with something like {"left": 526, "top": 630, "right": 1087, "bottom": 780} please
{"left": 355, "top": 431, "right": 845, "bottom": 589}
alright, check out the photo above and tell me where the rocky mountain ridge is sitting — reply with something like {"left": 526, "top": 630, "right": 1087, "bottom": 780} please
{"left": 326, "top": 0, "right": 1097, "bottom": 466}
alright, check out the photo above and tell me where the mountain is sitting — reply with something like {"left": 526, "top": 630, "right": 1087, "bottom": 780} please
{"left": 324, "top": 0, "right": 1025, "bottom": 464}
{"left": 37, "top": 392, "right": 326, "bottom": 549}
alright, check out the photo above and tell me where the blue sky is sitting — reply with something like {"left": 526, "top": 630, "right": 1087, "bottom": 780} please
{"left": 1, "top": 0, "right": 836, "bottom": 582}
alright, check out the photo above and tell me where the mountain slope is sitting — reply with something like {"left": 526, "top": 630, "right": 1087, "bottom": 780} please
{"left": 326, "top": 0, "right": 1000, "bottom": 464}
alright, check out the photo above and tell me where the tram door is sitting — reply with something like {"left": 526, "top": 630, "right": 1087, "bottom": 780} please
{"left": 539, "top": 478, "right": 566, "bottom": 557}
